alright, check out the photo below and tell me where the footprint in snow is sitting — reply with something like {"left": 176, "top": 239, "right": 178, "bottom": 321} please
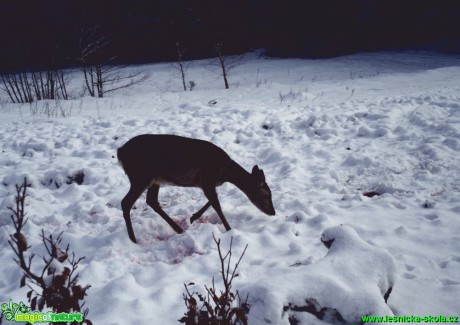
{"left": 439, "top": 278, "right": 459, "bottom": 286}
{"left": 403, "top": 273, "right": 417, "bottom": 279}
{"left": 123, "top": 120, "right": 138, "bottom": 126}
{"left": 424, "top": 214, "right": 439, "bottom": 221}
{"left": 403, "top": 264, "right": 417, "bottom": 279}
{"left": 438, "top": 260, "right": 450, "bottom": 269}
{"left": 439, "top": 255, "right": 460, "bottom": 269}
{"left": 451, "top": 256, "right": 460, "bottom": 263}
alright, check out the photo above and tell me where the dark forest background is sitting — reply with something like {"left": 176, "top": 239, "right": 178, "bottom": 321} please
{"left": 1, "top": 0, "right": 459, "bottom": 73}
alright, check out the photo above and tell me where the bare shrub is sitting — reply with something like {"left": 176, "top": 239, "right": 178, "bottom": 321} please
{"left": 214, "top": 42, "right": 244, "bottom": 90}
{"left": 175, "top": 42, "right": 191, "bottom": 91}
{"left": 179, "top": 234, "right": 249, "bottom": 325}
{"left": 79, "top": 26, "right": 150, "bottom": 98}
{"left": 0, "top": 73, "right": 33, "bottom": 103}
{"left": 0, "top": 69, "right": 70, "bottom": 103}
{"left": 6, "top": 178, "right": 92, "bottom": 324}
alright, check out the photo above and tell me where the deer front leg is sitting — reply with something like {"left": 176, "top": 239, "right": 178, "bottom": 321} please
{"left": 190, "top": 201, "right": 212, "bottom": 224}
{"left": 202, "top": 186, "right": 231, "bottom": 231}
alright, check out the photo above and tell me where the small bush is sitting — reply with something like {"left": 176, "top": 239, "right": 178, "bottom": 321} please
{"left": 179, "top": 234, "right": 249, "bottom": 325}
{"left": 6, "top": 178, "right": 92, "bottom": 324}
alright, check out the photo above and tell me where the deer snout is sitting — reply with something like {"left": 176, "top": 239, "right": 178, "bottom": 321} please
{"left": 252, "top": 198, "right": 276, "bottom": 216}
{"left": 265, "top": 204, "right": 276, "bottom": 216}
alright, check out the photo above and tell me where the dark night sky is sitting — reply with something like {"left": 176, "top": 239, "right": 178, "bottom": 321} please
{"left": 0, "top": 0, "right": 459, "bottom": 72}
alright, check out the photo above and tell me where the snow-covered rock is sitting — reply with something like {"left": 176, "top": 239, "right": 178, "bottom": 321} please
{"left": 245, "top": 225, "right": 396, "bottom": 324}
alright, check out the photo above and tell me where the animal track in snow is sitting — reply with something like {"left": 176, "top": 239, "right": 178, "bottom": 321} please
{"left": 439, "top": 278, "right": 459, "bottom": 286}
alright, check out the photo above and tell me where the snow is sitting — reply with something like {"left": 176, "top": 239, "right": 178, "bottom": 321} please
{"left": 245, "top": 224, "right": 397, "bottom": 324}
{"left": 1, "top": 51, "right": 460, "bottom": 324}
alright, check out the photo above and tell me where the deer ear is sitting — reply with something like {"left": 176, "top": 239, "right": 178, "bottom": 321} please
{"left": 259, "top": 169, "right": 266, "bottom": 182}
{"left": 252, "top": 165, "right": 265, "bottom": 182}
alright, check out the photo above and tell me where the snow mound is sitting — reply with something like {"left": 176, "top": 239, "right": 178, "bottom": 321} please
{"left": 244, "top": 225, "right": 397, "bottom": 324}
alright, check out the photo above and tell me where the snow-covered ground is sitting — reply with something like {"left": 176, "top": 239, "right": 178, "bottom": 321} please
{"left": 1, "top": 52, "right": 459, "bottom": 324}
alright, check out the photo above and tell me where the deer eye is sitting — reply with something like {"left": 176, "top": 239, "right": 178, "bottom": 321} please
{"left": 259, "top": 183, "right": 270, "bottom": 193}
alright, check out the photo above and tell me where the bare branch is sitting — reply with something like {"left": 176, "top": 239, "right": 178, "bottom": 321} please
{"left": 6, "top": 178, "right": 92, "bottom": 322}
{"left": 213, "top": 42, "right": 244, "bottom": 89}
{"left": 7, "top": 178, "right": 45, "bottom": 288}
{"left": 180, "top": 234, "right": 249, "bottom": 324}
{"left": 175, "top": 41, "right": 188, "bottom": 91}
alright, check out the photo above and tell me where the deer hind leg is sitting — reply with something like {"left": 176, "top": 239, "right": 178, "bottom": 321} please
{"left": 190, "top": 201, "right": 212, "bottom": 224}
{"left": 121, "top": 183, "right": 147, "bottom": 243}
{"left": 202, "top": 186, "right": 232, "bottom": 231}
{"left": 146, "top": 184, "right": 184, "bottom": 234}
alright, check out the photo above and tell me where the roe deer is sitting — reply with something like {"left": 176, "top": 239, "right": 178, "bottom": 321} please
{"left": 118, "top": 134, "right": 276, "bottom": 243}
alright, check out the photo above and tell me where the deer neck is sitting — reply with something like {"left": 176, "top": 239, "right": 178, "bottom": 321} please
{"left": 224, "top": 160, "right": 253, "bottom": 194}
